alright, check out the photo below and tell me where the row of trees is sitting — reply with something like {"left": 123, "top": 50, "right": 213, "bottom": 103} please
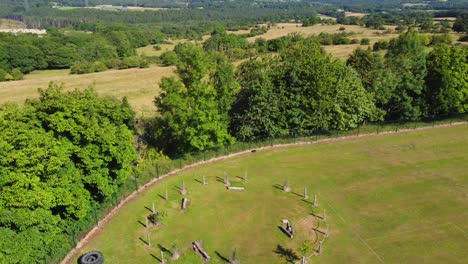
{"left": 0, "top": 85, "right": 137, "bottom": 263}
{"left": 0, "top": 25, "right": 162, "bottom": 80}
{"left": 347, "top": 30, "right": 467, "bottom": 119}
{"left": 151, "top": 30, "right": 467, "bottom": 155}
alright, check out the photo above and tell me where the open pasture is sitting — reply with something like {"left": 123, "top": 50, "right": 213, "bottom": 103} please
{"left": 74, "top": 124, "right": 468, "bottom": 263}
{"left": 0, "top": 66, "right": 175, "bottom": 116}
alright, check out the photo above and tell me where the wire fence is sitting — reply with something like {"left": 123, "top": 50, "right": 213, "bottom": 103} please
{"left": 55, "top": 113, "right": 468, "bottom": 263}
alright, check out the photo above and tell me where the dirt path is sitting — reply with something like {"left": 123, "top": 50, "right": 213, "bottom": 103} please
{"left": 62, "top": 121, "right": 466, "bottom": 264}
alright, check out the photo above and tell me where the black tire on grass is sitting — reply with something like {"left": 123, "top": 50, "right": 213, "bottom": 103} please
{"left": 78, "top": 251, "right": 104, "bottom": 264}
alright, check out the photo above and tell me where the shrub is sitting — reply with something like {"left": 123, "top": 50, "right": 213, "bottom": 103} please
{"left": 431, "top": 34, "right": 452, "bottom": 45}
{"left": 93, "top": 61, "right": 108, "bottom": 72}
{"left": 11, "top": 68, "right": 24, "bottom": 80}
{"left": 70, "top": 61, "right": 94, "bottom": 74}
{"left": 104, "top": 59, "right": 121, "bottom": 69}
{"left": 160, "top": 51, "right": 179, "bottom": 66}
{"left": 459, "top": 35, "right": 468, "bottom": 42}
{"left": 153, "top": 45, "right": 162, "bottom": 51}
{"left": 360, "top": 38, "right": 370, "bottom": 45}
{"left": 139, "top": 58, "right": 150, "bottom": 68}
{"left": 122, "top": 56, "right": 140, "bottom": 69}
{"left": 0, "top": 69, "right": 8, "bottom": 81}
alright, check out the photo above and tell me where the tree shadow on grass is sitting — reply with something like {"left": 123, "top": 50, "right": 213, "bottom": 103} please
{"left": 158, "top": 244, "right": 171, "bottom": 254}
{"left": 139, "top": 237, "right": 149, "bottom": 246}
{"left": 215, "top": 251, "right": 230, "bottom": 263}
{"left": 194, "top": 178, "right": 204, "bottom": 184}
{"left": 150, "top": 254, "right": 161, "bottom": 262}
{"left": 274, "top": 244, "right": 299, "bottom": 263}
{"left": 137, "top": 220, "right": 147, "bottom": 228}
{"left": 216, "top": 176, "right": 225, "bottom": 183}
{"left": 272, "top": 184, "right": 283, "bottom": 191}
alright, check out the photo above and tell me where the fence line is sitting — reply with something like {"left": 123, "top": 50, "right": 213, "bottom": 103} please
{"left": 61, "top": 116, "right": 467, "bottom": 264}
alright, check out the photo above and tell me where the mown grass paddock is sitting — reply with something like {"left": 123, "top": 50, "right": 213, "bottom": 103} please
{"left": 73, "top": 124, "right": 468, "bottom": 263}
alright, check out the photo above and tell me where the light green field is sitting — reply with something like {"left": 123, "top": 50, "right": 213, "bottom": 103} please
{"left": 74, "top": 125, "right": 468, "bottom": 263}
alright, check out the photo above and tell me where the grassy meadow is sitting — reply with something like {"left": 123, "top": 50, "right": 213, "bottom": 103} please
{"left": 73, "top": 124, "right": 468, "bottom": 263}
{"left": 0, "top": 66, "right": 175, "bottom": 116}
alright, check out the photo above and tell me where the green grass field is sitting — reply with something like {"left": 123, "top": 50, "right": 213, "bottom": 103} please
{"left": 74, "top": 124, "right": 468, "bottom": 263}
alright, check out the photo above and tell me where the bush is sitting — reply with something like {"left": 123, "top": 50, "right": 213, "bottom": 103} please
{"left": 373, "top": 40, "right": 389, "bottom": 51}
{"left": 10, "top": 68, "right": 24, "bottom": 80}
{"left": 360, "top": 38, "right": 370, "bottom": 45}
{"left": 122, "top": 56, "right": 140, "bottom": 69}
{"left": 459, "top": 35, "right": 468, "bottom": 42}
{"left": 160, "top": 51, "right": 179, "bottom": 66}
{"left": 70, "top": 61, "right": 94, "bottom": 74}
{"left": 139, "top": 58, "right": 150, "bottom": 68}
{"left": 0, "top": 69, "right": 8, "bottom": 81}
{"left": 104, "top": 59, "right": 121, "bottom": 69}
{"left": 93, "top": 61, "right": 108, "bottom": 72}
{"left": 431, "top": 34, "right": 452, "bottom": 45}
{"left": 153, "top": 45, "right": 162, "bottom": 51}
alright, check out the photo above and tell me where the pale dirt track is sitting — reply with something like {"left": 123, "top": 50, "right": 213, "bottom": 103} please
{"left": 62, "top": 121, "right": 467, "bottom": 264}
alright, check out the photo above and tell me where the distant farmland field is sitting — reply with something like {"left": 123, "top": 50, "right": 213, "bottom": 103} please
{"left": 0, "top": 66, "right": 175, "bottom": 116}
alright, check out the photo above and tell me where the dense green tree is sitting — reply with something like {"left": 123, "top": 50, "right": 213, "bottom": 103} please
{"left": 155, "top": 44, "right": 236, "bottom": 154}
{"left": 27, "top": 84, "right": 137, "bottom": 200}
{"left": 385, "top": 30, "right": 427, "bottom": 120}
{"left": 0, "top": 103, "right": 88, "bottom": 263}
{"left": 425, "top": 44, "right": 468, "bottom": 116}
{"left": 452, "top": 14, "right": 468, "bottom": 33}
{"left": 347, "top": 48, "right": 391, "bottom": 115}
{"left": 6, "top": 44, "right": 47, "bottom": 73}
{"left": 231, "top": 40, "right": 378, "bottom": 140}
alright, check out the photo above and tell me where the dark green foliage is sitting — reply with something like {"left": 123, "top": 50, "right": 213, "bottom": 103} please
{"left": 360, "top": 38, "right": 370, "bottom": 45}
{"left": 302, "top": 14, "right": 321, "bottom": 27}
{"left": 154, "top": 44, "right": 236, "bottom": 155}
{"left": 430, "top": 34, "right": 453, "bottom": 46}
{"left": 0, "top": 25, "right": 164, "bottom": 79}
{"left": 425, "top": 44, "right": 468, "bottom": 116}
{"left": 452, "top": 14, "right": 468, "bottom": 33}
{"left": 231, "top": 41, "right": 378, "bottom": 140}
{"left": 0, "top": 84, "right": 137, "bottom": 262}
{"left": 385, "top": 30, "right": 427, "bottom": 120}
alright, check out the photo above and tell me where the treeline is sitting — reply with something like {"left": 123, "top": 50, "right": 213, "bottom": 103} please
{"left": 0, "top": 85, "right": 137, "bottom": 263}
{"left": 150, "top": 30, "right": 467, "bottom": 155}
{"left": 183, "top": 27, "right": 453, "bottom": 63}
{"left": 0, "top": 24, "right": 162, "bottom": 80}
{"left": 14, "top": 2, "right": 334, "bottom": 29}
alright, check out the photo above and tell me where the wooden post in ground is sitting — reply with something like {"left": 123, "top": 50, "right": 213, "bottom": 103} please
{"left": 161, "top": 251, "right": 165, "bottom": 264}
{"left": 202, "top": 175, "right": 206, "bottom": 185}
{"left": 145, "top": 216, "right": 149, "bottom": 229}
{"left": 283, "top": 179, "right": 291, "bottom": 192}
{"left": 313, "top": 194, "right": 318, "bottom": 207}
{"left": 244, "top": 170, "right": 248, "bottom": 181}
{"left": 318, "top": 240, "right": 323, "bottom": 255}
{"left": 147, "top": 232, "right": 151, "bottom": 247}
{"left": 181, "top": 180, "right": 187, "bottom": 195}
{"left": 323, "top": 209, "right": 327, "bottom": 221}
{"left": 165, "top": 189, "right": 168, "bottom": 201}
{"left": 152, "top": 202, "right": 156, "bottom": 214}
{"left": 325, "top": 224, "right": 329, "bottom": 238}
{"left": 224, "top": 171, "right": 229, "bottom": 185}
{"left": 304, "top": 187, "right": 309, "bottom": 199}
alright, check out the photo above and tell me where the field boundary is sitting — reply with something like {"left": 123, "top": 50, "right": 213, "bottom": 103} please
{"left": 61, "top": 121, "right": 467, "bottom": 264}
